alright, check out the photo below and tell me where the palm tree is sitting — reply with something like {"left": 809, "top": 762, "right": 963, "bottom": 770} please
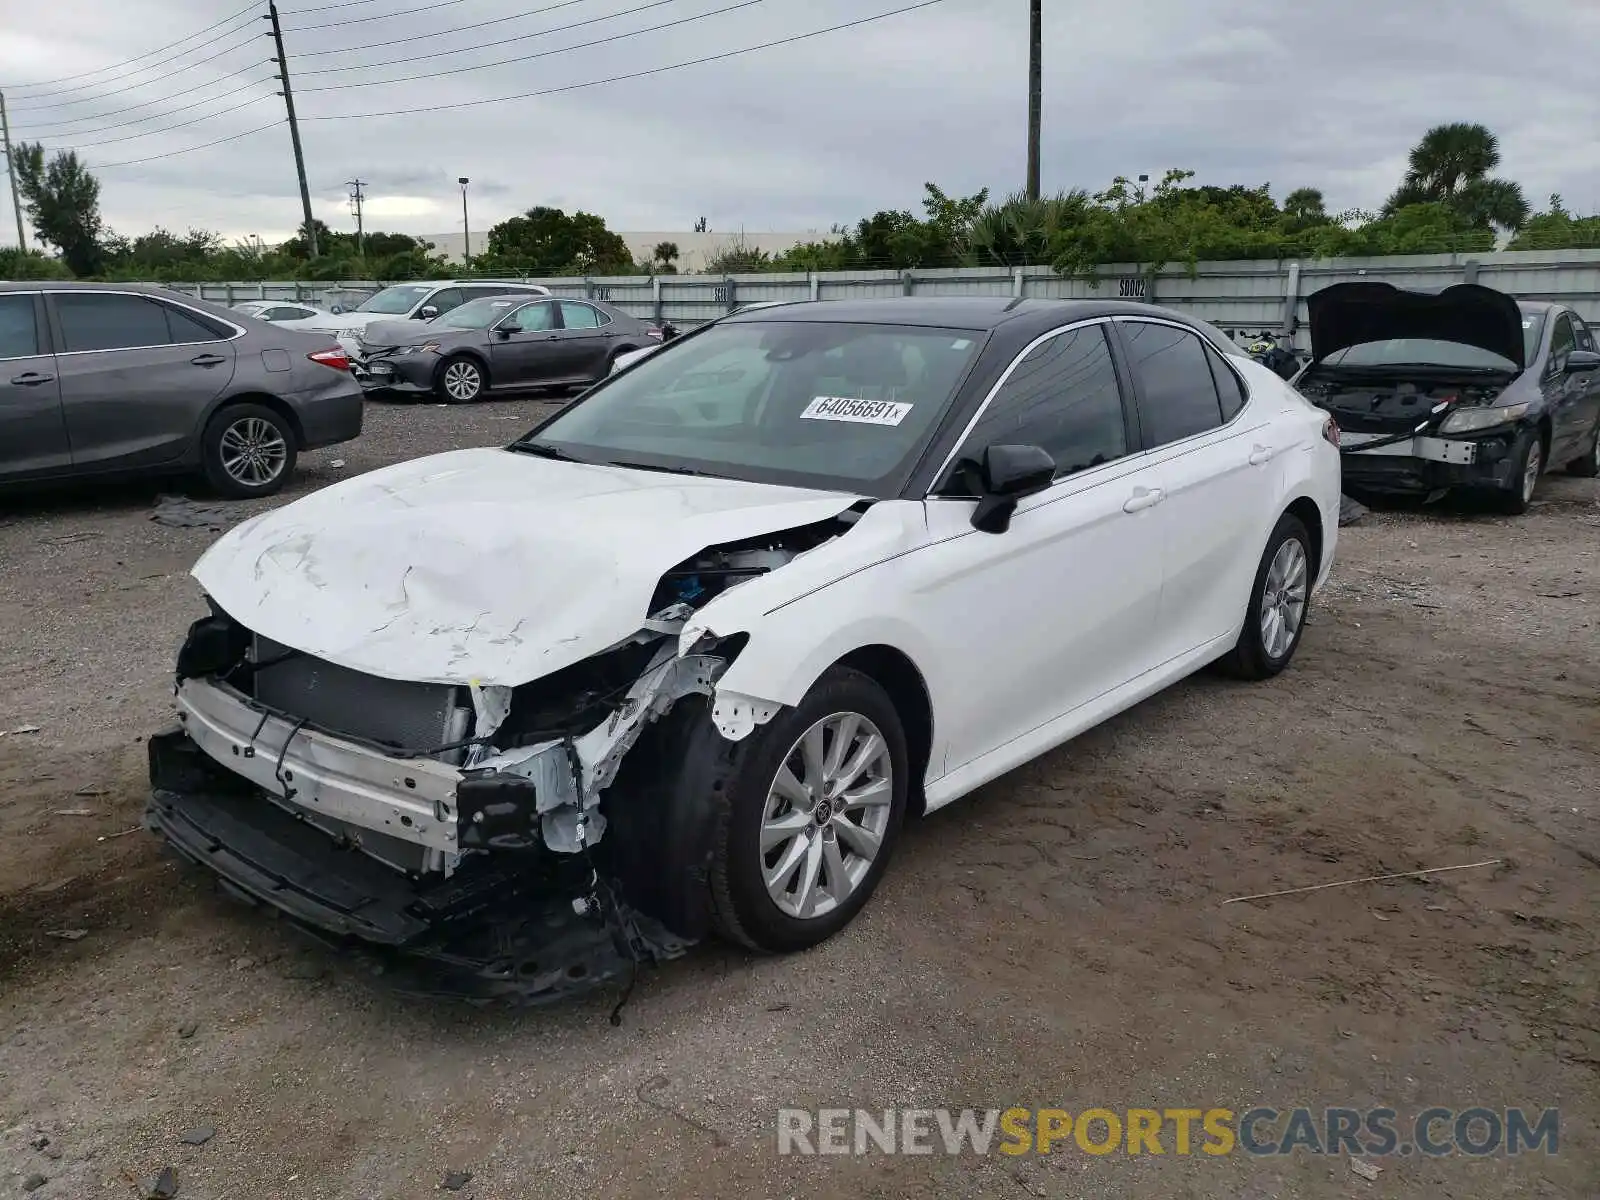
{"left": 1385, "top": 123, "right": 1529, "bottom": 232}
{"left": 968, "top": 189, "right": 1089, "bottom": 266}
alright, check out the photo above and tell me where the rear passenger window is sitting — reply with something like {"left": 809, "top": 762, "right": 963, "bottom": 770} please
{"left": 55, "top": 293, "right": 172, "bottom": 352}
{"left": 163, "top": 304, "right": 227, "bottom": 344}
{"left": 1205, "top": 343, "right": 1247, "bottom": 420}
{"left": 1121, "top": 321, "right": 1225, "bottom": 446}
{"left": 0, "top": 295, "right": 39, "bottom": 358}
{"left": 559, "top": 301, "right": 606, "bottom": 330}
{"left": 952, "top": 324, "right": 1127, "bottom": 483}
{"left": 1570, "top": 313, "right": 1594, "bottom": 352}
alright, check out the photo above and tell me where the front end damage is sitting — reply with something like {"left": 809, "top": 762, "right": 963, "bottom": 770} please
{"left": 145, "top": 517, "right": 855, "bottom": 1004}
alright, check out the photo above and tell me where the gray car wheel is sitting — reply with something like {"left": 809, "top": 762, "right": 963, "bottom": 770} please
{"left": 200, "top": 403, "right": 297, "bottom": 499}
{"left": 436, "top": 355, "right": 485, "bottom": 403}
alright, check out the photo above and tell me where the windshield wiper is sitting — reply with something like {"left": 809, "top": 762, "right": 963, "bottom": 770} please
{"left": 508, "top": 440, "right": 588, "bottom": 462}
{"left": 603, "top": 458, "right": 722, "bottom": 478}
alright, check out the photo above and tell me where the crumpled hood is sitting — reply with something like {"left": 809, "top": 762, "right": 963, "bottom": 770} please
{"left": 192, "top": 447, "right": 861, "bottom": 687}
{"left": 1308, "top": 282, "right": 1526, "bottom": 370}
{"left": 360, "top": 318, "right": 456, "bottom": 347}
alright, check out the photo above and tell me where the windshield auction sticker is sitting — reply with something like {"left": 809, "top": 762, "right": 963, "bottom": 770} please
{"left": 801, "top": 396, "right": 913, "bottom": 426}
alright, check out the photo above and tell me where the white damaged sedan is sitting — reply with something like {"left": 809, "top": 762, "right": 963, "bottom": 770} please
{"left": 147, "top": 297, "right": 1341, "bottom": 1002}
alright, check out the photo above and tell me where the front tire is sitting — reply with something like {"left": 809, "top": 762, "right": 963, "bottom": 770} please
{"left": 435, "top": 355, "right": 485, "bottom": 403}
{"left": 708, "top": 667, "right": 908, "bottom": 953}
{"left": 1496, "top": 429, "right": 1542, "bottom": 514}
{"left": 1217, "top": 511, "right": 1313, "bottom": 680}
{"left": 200, "top": 403, "right": 297, "bottom": 499}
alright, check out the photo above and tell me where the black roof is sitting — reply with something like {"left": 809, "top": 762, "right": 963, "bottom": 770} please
{"left": 722, "top": 296, "right": 1207, "bottom": 333}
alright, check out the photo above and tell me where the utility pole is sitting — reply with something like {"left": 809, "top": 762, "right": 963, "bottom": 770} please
{"left": 266, "top": 1, "right": 318, "bottom": 257}
{"left": 1026, "top": 0, "right": 1041, "bottom": 202}
{"left": 458, "top": 177, "right": 471, "bottom": 263}
{"left": 347, "top": 177, "right": 366, "bottom": 259}
{"left": 0, "top": 90, "right": 26, "bottom": 251}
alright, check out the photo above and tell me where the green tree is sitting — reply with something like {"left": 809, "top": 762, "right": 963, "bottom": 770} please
{"left": 9, "top": 142, "right": 106, "bottom": 276}
{"left": 483, "top": 206, "right": 632, "bottom": 274}
{"left": 648, "top": 240, "right": 680, "bottom": 274}
{"left": 1386, "top": 123, "right": 1528, "bottom": 232}
{"left": 1508, "top": 194, "right": 1600, "bottom": 251}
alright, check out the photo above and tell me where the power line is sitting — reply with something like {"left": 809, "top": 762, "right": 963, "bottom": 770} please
{"left": 284, "top": 0, "right": 405, "bottom": 12}
{"left": 299, "top": 0, "right": 772, "bottom": 92}
{"left": 282, "top": 0, "right": 471, "bottom": 32}
{"left": 47, "top": 95, "right": 280, "bottom": 152}
{"left": 6, "top": 29, "right": 270, "bottom": 113}
{"left": 289, "top": 0, "right": 592, "bottom": 59}
{"left": 297, "top": 0, "right": 677, "bottom": 76}
{"left": 2, "top": 6, "right": 262, "bottom": 100}
{"left": 300, "top": 0, "right": 950, "bottom": 122}
{"left": 15, "top": 68, "right": 276, "bottom": 139}
{"left": 89, "top": 118, "right": 285, "bottom": 171}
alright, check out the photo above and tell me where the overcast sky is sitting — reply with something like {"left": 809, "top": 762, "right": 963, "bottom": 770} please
{"left": 3, "top": 0, "right": 1599, "bottom": 247}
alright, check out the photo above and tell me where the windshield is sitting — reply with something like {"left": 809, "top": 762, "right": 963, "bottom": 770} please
{"left": 1322, "top": 338, "right": 1521, "bottom": 371}
{"left": 1519, "top": 311, "right": 1545, "bottom": 363}
{"left": 437, "top": 297, "right": 524, "bottom": 330}
{"left": 513, "top": 321, "right": 984, "bottom": 494}
{"left": 355, "top": 284, "right": 433, "bottom": 315}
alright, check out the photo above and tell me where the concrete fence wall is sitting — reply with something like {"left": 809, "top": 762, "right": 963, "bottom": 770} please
{"left": 162, "top": 248, "right": 1600, "bottom": 350}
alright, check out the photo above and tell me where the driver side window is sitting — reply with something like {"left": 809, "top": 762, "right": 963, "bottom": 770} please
{"left": 944, "top": 323, "right": 1129, "bottom": 492}
{"left": 511, "top": 301, "right": 556, "bottom": 332}
{"left": 425, "top": 288, "right": 464, "bottom": 316}
{"left": 1549, "top": 314, "right": 1576, "bottom": 374}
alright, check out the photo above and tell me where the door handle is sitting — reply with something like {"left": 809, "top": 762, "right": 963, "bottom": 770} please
{"left": 9, "top": 371, "right": 55, "bottom": 386}
{"left": 540, "top": 334, "right": 559, "bottom": 340}
{"left": 190, "top": 353, "right": 227, "bottom": 367}
{"left": 1122, "top": 486, "right": 1165, "bottom": 513}
{"left": 1249, "top": 444, "right": 1276, "bottom": 465}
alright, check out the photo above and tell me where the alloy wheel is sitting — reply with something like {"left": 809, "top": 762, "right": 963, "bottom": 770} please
{"left": 1259, "top": 537, "right": 1308, "bottom": 660}
{"left": 759, "top": 712, "right": 894, "bottom": 920}
{"left": 219, "top": 417, "right": 289, "bottom": 487}
{"left": 1522, "top": 440, "right": 1543, "bottom": 503}
{"left": 443, "top": 360, "right": 482, "bottom": 401}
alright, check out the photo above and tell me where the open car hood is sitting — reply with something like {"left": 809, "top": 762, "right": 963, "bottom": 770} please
{"left": 1307, "top": 282, "right": 1526, "bottom": 370}
{"left": 192, "top": 448, "right": 861, "bottom": 687}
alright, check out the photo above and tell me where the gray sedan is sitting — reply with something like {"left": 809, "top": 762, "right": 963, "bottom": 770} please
{"left": 0, "top": 282, "right": 363, "bottom": 499}
{"left": 354, "top": 295, "right": 662, "bottom": 402}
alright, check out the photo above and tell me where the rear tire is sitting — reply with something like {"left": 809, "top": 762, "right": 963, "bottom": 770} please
{"left": 435, "top": 355, "right": 485, "bottom": 403}
{"left": 1566, "top": 417, "right": 1600, "bottom": 477}
{"left": 1495, "top": 429, "right": 1542, "bottom": 514}
{"left": 1217, "top": 512, "right": 1314, "bottom": 680}
{"left": 200, "top": 403, "right": 297, "bottom": 499}
{"left": 707, "top": 667, "right": 908, "bottom": 954}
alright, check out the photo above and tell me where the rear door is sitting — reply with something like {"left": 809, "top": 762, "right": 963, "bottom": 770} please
{"left": 553, "top": 301, "right": 619, "bottom": 381}
{"left": 48, "top": 291, "right": 238, "bottom": 471}
{"left": 1111, "top": 316, "right": 1281, "bottom": 664}
{"left": 0, "top": 292, "right": 71, "bottom": 480}
{"left": 486, "top": 299, "right": 563, "bottom": 386}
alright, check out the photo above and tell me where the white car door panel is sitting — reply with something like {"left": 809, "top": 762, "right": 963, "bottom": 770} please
{"left": 916, "top": 458, "right": 1166, "bottom": 775}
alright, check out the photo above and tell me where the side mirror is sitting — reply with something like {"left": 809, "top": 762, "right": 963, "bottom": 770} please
{"left": 494, "top": 323, "right": 519, "bottom": 338}
{"left": 1562, "top": 348, "right": 1600, "bottom": 374}
{"left": 418, "top": 305, "right": 439, "bottom": 321}
{"left": 964, "top": 444, "right": 1056, "bottom": 533}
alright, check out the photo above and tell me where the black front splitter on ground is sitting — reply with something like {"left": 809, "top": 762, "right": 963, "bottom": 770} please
{"left": 145, "top": 731, "right": 692, "bottom": 1007}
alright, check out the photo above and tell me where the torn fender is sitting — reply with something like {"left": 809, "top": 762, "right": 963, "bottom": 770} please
{"left": 191, "top": 447, "right": 863, "bottom": 688}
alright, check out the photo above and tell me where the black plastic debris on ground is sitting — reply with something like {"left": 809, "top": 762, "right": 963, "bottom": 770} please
{"left": 150, "top": 494, "right": 239, "bottom": 533}
{"left": 1339, "top": 493, "right": 1369, "bottom": 526}
{"left": 442, "top": 1170, "right": 473, "bottom": 1191}
{"left": 144, "top": 1165, "right": 179, "bottom": 1199}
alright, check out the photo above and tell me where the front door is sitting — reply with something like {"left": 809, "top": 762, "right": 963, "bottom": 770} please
{"left": 0, "top": 292, "right": 70, "bottom": 481}
{"left": 48, "top": 292, "right": 237, "bottom": 471}
{"left": 1549, "top": 311, "right": 1600, "bottom": 461}
{"left": 912, "top": 321, "right": 1166, "bottom": 775}
{"left": 487, "top": 299, "right": 564, "bottom": 387}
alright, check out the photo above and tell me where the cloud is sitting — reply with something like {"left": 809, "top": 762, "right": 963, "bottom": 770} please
{"left": 4, "top": 0, "right": 1599, "bottom": 248}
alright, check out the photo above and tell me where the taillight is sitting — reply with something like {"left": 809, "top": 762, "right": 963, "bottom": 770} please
{"left": 1322, "top": 415, "right": 1339, "bottom": 447}
{"left": 309, "top": 347, "right": 351, "bottom": 372}
{"left": 645, "top": 326, "right": 664, "bottom": 341}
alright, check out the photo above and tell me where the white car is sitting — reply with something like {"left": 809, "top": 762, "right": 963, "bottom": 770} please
{"left": 229, "top": 299, "right": 334, "bottom": 331}
{"left": 146, "top": 297, "right": 1341, "bottom": 1001}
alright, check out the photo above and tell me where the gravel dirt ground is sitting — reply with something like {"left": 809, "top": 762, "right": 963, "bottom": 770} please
{"left": 0, "top": 397, "right": 1595, "bottom": 1199}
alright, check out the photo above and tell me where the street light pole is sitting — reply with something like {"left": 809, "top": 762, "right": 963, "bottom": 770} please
{"left": 1026, "top": 0, "right": 1041, "bottom": 202}
{"left": 458, "top": 177, "right": 471, "bottom": 265}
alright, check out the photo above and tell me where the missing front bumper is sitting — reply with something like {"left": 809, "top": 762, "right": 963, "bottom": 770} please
{"left": 1340, "top": 431, "right": 1520, "bottom": 494}
{"left": 145, "top": 728, "right": 692, "bottom": 1004}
